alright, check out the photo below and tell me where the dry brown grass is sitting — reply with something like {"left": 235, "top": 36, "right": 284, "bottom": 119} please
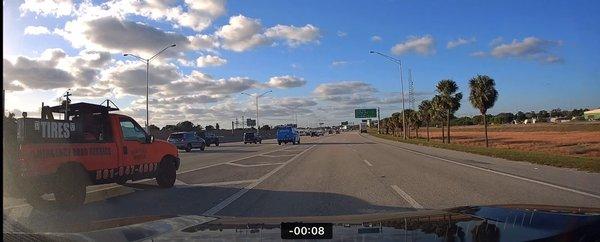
{"left": 416, "top": 122, "right": 600, "bottom": 158}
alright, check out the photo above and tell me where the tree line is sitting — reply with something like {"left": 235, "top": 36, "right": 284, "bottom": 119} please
{"left": 380, "top": 75, "right": 498, "bottom": 147}
{"left": 149, "top": 121, "right": 272, "bottom": 133}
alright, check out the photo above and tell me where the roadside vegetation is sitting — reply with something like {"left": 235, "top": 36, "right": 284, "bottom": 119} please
{"left": 376, "top": 75, "right": 600, "bottom": 172}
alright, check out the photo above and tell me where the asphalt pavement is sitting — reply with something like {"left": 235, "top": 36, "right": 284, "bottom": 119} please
{"left": 4, "top": 132, "right": 600, "bottom": 232}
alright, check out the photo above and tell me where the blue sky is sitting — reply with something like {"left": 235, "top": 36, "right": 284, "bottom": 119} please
{"left": 3, "top": 0, "right": 599, "bottom": 127}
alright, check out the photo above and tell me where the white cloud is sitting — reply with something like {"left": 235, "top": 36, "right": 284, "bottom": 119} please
{"left": 104, "top": 61, "right": 182, "bottom": 96}
{"left": 490, "top": 37, "right": 504, "bottom": 46}
{"left": 19, "top": 0, "right": 74, "bottom": 17}
{"left": 277, "top": 98, "right": 317, "bottom": 109}
{"left": 371, "top": 35, "right": 382, "bottom": 42}
{"left": 447, "top": 37, "right": 476, "bottom": 49}
{"left": 337, "top": 31, "right": 347, "bottom": 37}
{"left": 266, "top": 75, "right": 307, "bottom": 88}
{"left": 313, "top": 81, "right": 376, "bottom": 96}
{"left": 264, "top": 24, "right": 320, "bottom": 47}
{"left": 215, "top": 15, "right": 270, "bottom": 52}
{"left": 470, "top": 51, "right": 487, "bottom": 57}
{"left": 196, "top": 55, "right": 227, "bottom": 67}
{"left": 162, "top": 71, "right": 258, "bottom": 96}
{"left": 490, "top": 37, "right": 563, "bottom": 63}
{"left": 56, "top": 16, "right": 190, "bottom": 57}
{"left": 24, "top": 26, "right": 51, "bottom": 35}
{"left": 391, "top": 35, "right": 435, "bottom": 56}
{"left": 3, "top": 48, "right": 111, "bottom": 90}
{"left": 331, "top": 60, "right": 348, "bottom": 67}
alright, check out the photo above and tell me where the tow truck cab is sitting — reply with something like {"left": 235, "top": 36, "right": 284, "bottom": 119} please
{"left": 13, "top": 101, "right": 180, "bottom": 207}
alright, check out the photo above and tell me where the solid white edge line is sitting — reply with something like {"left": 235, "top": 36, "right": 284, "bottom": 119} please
{"left": 391, "top": 185, "right": 424, "bottom": 209}
{"left": 363, "top": 134, "right": 600, "bottom": 200}
{"left": 363, "top": 159, "right": 373, "bottom": 167}
{"left": 227, "top": 162, "right": 286, "bottom": 167}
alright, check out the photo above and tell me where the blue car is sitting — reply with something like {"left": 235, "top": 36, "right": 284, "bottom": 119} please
{"left": 277, "top": 126, "right": 300, "bottom": 145}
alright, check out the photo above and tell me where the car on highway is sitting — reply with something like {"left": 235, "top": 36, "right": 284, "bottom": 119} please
{"left": 200, "top": 132, "right": 220, "bottom": 147}
{"left": 276, "top": 126, "right": 300, "bottom": 145}
{"left": 167, "top": 132, "right": 206, "bottom": 152}
{"left": 7, "top": 102, "right": 180, "bottom": 207}
{"left": 243, "top": 132, "right": 262, "bottom": 144}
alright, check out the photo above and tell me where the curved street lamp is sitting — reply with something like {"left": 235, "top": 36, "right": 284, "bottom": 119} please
{"left": 241, "top": 90, "right": 272, "bottom": 135}
{"left": 124, "top": 44, "right": 176, "bottom": 131}
{"left": 369, "top": 50, "right": 407, "bottom": 140}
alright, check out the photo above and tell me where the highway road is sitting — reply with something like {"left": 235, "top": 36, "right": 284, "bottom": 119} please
{"left": 4, "top": 132, "right": 600, "bottom": 232}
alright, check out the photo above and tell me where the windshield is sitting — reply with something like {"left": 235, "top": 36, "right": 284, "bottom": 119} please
{"left": 3, "top": 0, "right": 600, "bottom": 240}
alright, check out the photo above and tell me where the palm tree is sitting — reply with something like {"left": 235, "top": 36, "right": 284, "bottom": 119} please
{"left": 418, "top": 100, "right": 432, "bottom": 141}
{"left": 469, "top": 75, "right": 498, "bottom": 147}
{"left": 435, "top": 80, "right": 462, "bottom": 143}
{"left": 432, "top": 96, "right": 445, "bottom": 142}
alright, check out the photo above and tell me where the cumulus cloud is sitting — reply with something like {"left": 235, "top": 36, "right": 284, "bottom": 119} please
{"left": 277, "top": 98, "right": 317, "bottom": 109}
{"left": 447, "top": 37, "right": 476, "bottom": 49}
{"left": 19, "top": 0, "right": 74, "bottom": 17}
{"left": 104, "top": 62, "right": 181, "bottom": 96}
{"left": 470, "top": 51, "right": 487, "bottom": 57}
{"left": 162, "top": 71, "right": 257, "bottom": 96}
{"left": 391, "top": 35, "right": 435, "bottom": 56}
{"left": 265, "top": 24, "right": 320, "bottom": 47}
{"left": 56, "top": 16, "right": 190, "bottom": 57}
{"left": 266, "top": 75, "right": 307, "bottom": 88}
{"left": 3, "top": 48, "right": 111, "bottom": 90}
{"left": 215, "top": 15, "right": 320, "bottom": 51}
{"left": 24, "top": 26, "right": 51, "bottom": 35}
{"left": 196, "top": 55, "right": 227, "bottom": 67}
{"left": 490, "top": 37, "right": 563, "bottom": 63}
{"left": 313, "top": 81, "right": 376, "bottom": 96}
{"left": 336, "top": 31, "right": 347, "bottom": 37}
{"left": 371, "top": 35, "right": 382, "bottom": 42}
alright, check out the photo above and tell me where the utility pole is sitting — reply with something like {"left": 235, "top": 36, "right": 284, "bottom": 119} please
{"left": 63, "top": 90, "right": 71, "bottom": 121}
{"left": 377, "top": 107, "right": 381, "bottom": 134}
{"left": 242, "top": 115, "right": 245, "bottom": 129}
{"left": 231, "top": 121, "right": 234, "bottom": 134}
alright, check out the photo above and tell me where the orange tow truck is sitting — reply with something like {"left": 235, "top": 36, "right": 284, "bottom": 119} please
{"left": 12, "top": 101, "right": 180, "bottom": 207}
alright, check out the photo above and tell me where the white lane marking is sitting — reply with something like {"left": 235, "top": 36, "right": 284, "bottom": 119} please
{"left": 227, "top": 162, "right": 286, "bottom": 167}
{"left": 178, "top": 146, "right": 295, "bottom": 174}
{"left": 363, "top": 159, "right": 373, "bottom": 167}
{"left": 203, "top": 137, "right": 331, "bottom": 216}
{"left": 182, "top": 179, "right": 258, "bottom": 187}
{"left": 391, "top": 185, "right": 424, "bottom": 209}
{"left": 260, "top": 154, "right": 296, "bottom": 157}
{"left": 363, "top": 134, "right": 600, "bottom": 200}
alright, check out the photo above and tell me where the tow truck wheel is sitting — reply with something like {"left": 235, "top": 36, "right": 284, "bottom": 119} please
{"left": 278, "top": 141, "right": 281, "bottom": 145}
{"left": 185, "top": 143, "right": 192, "bottom": 152}
{"left": 156, "top": 158, "right": 176, "bottom": 188}
{"left": 54, "top": 164, "right": 89, "bottom": 208}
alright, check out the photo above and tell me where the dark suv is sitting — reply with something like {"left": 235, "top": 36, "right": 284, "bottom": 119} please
{"left": 200, "top": 132, "right": 220, "bottom": 146}
{"left": 243, "top": 132, "right": 262, "bottom": 144}
{"left": 168, "top": 132, "right": 206, "bottom": 152}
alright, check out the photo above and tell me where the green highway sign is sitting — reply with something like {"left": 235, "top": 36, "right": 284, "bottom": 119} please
{"left": 355, "top": 109, "right": 377, "bottom": 118}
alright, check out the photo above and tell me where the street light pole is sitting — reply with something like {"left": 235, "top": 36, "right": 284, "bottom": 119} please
{"left": 241, "top": 90, "right": 272, "bottom": 135}
{"left": 124, "top": 44, "right": 176, "bottom": 131}
{"left": 370, "top": 50, "right": 407, "bottom": 140}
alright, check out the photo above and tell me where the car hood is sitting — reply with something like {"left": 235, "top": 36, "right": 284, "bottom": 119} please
{"left": 4, "top": 205, "right": 599, "bottom": 241}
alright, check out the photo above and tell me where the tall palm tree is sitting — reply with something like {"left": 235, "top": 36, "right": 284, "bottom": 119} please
{"left": 435, "top": 80, "right": 462, "bottom": 143}
{"left": 432, "top": 95, "right": 445, "bottom": 142}
{"left": 469, "top": 75, "right": 498, "bottom": 147}
{"left": 418, "top": 100, "right": 432, "bottom": 141}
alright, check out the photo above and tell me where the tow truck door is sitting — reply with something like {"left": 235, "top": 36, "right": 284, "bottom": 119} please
{"left": 117, "top": 117, "right": 151, "bottom": 178}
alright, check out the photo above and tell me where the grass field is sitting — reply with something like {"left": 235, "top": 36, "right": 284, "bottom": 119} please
{"left": 372, "top": 122, "right": 600, "bottom": 172}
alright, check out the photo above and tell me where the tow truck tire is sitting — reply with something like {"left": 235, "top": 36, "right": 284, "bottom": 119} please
{"left": 54, "top": 164, "right": 89, "bottom": 208}
{"left": 185, "top": 143, "right": 192, "bottom": 152}
{"left": 259, "top": 140, "right": 262, "bottom": 144}
{"left": 278, "top": 141, "right": 281, "bottom": 145}
{"left": 156, "top": 158, "right": 176, "bottom": 188}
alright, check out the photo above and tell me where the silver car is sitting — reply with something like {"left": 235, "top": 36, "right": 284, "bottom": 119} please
{"left": 167, "top": 132, "right": 206, "bottom": 152}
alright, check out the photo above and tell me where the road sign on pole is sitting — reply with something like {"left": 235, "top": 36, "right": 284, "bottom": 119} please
{"left": 355, "top": 109, "right": 377, "bottom": 118}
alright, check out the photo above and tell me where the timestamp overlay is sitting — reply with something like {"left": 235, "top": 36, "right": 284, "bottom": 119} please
{"left": 281, "top": 222, "right": 333, "bottom": 240}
